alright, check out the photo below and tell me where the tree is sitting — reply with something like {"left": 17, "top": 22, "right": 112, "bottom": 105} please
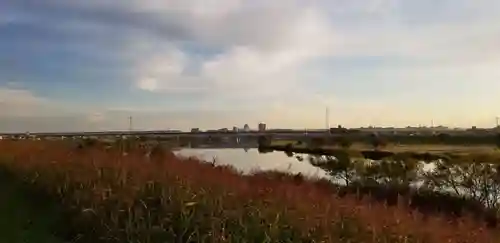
{"left": 308, "top": 151, "right": 359, "bottom": 186}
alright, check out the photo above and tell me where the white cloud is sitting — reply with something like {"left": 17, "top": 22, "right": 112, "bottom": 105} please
{"left": 0, "top": 87, "right": 94, "bottom": 121}
{"left": 135, "top": 47, "right": 187, "bottom": 92}
{"left": 0, "top": 88, "right": 46, "bottom": 105}
{"left": 128, "top": 4, "right": 337, "bottom": 101}
{"left": 86, "top": 112, "right": 106, "bottom": 123}
{"left": 134, "top": 46, "right": 215, "bottom": 93}
{"left": 0, "top": 88, "right": 53, "bottom": 117}
{"left": 136, "top": 78, "right": 159, "bottom": 92}
{"left": 4, "top": 0, "right": 500, "bottom": 130}
{"left": 121, "top": 0, "right": 500, "bottom": 101}
{"left": 128, "top": 0, "right": 244, "bottom": 16}
{"left": 27, "top": 0, "right": 500, "bottom": 100}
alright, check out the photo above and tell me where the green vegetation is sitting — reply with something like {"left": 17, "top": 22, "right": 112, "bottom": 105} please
{"left": 264, "top": 136, "right": 500, "bottom": 163}
{"left": 268, "top": 133, "right": 500, "bottom": 148}
{"left": 269, "top": 139, "right": 306, "bottom": 147}
{"left": 304, "top": 151, "right": 500, "bottom": 226}
{"left": 0, "top": 140, "right": 499, "bottom": 242}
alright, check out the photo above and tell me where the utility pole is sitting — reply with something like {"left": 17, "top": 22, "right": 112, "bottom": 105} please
{"left": 325, "top": 107, "right": 330, "bottom": 130}
{"left": 129, "top": 116, "right": 133, "bottom": 131}
{"left": 496, "top": 116, "right": 499, "bottom": 128}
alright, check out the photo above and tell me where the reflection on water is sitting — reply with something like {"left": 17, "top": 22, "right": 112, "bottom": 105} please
{"left": 175, "top": 148, "right": 328, "bottom": 178}
{"left": 174, "top": 147, "right": 500, "bottom": 226}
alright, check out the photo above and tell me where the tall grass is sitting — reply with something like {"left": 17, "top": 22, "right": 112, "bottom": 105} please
{"left": 0, "top": 140, "right": 498, "bottom": 242}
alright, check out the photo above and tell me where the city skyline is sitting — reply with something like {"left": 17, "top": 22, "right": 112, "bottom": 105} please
{"left": 1, "top": 0, "right": 500, "bottom": 132}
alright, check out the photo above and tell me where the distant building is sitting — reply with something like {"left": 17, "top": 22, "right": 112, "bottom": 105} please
{"left": 329, "top": 127, "right": 348, "bottom": 134}
{"left": 258, "top": 123, "right": 266, "bottom": 132}
{"left": 233, "top": 126, "right": 239, "bottom": 132}
{"left": 191, "top": 128, "right": 200, "bottom": 133}
{"left": 166, "top": 129, "right": 182, "bottom": 133}
{"left": 243, "top": 124, "right": 250, "bottom": 132}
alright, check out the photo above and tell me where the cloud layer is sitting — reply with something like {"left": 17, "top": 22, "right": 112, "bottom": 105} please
{"left": 2, "top": 0, "right": 500, "bottom": 131}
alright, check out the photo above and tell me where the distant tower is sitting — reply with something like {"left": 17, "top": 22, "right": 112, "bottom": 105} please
{"left": 496, "top": 117, "right": 499, "bottom": 127}
{"left": 129, "top": 116, "right": 133, "bottom": 131}
{"left": 325, "top": 107, "right": 330, "bottom": 129}
{"left": 258, "top": 122, "right": 266, "bottom": 132}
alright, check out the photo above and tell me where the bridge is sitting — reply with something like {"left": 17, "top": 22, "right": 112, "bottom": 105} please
{"left": 0, "top": 130, "right": 338, "bottom": 139}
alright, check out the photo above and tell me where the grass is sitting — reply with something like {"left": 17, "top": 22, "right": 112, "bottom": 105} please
{"left": 0, "top": 140, "right": 499, "bottom": 242}
{"left": 352, "top": 143, "right": 498, "bottom": 153}
{"left": 0, "top": 168, "right": 62, "bottom": 243}
{"left": 272, "top": 139, "right": 497, "bottom": 153}
{"left": 270, "top": 139, "right": 309, "bottom": 148}
{"left": 269, "top": 139, "right": 500, "bottom": 162}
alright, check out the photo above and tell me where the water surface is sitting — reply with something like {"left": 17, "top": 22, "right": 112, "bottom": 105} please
{"left": 175, "top": 148, "right": 329, "bottom": 178}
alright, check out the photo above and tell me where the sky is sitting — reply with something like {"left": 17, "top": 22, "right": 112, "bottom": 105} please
{"left": 1, "top": 0, "right": 500, "bottom": 132}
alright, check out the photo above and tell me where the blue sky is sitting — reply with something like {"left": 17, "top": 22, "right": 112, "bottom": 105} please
{"left": 1, "top": 0, "right": 500, "bottom": 132}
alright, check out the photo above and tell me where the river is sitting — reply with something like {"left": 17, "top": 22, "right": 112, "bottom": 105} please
{"left": 175, "top": 147, "right": 500, "bottom": 224}
{"left": 174, "top": 148, "right": 329, "bottom": 178}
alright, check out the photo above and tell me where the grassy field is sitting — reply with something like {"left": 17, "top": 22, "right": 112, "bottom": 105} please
{"left": 271, "top": 139, "right": 497, "bottom": 152}
{"left": 352, "top": 143, "right": 498, "bottom": 153}
{"left": 270, "top": 139, "right": 309, "bottom": 148}
{"left": 0, "top": 140, "right": 499, "bottom": 242}
{"left": 269, "top": 139, "right": 500, "bottom": 161}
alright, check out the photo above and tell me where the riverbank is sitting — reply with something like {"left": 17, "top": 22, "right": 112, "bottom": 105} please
{"left": 0, "top": 140, "right": 498, "bottom": 242}
{"left": 265, "top": 140, "right": 500, "bottom": 162}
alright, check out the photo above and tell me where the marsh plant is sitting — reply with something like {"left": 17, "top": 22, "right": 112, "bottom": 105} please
{"left": 306, "top": 152, "right": 500, "bottom": 227}
{"left": 0, "top": 140, "right": 498, "bottom": 242}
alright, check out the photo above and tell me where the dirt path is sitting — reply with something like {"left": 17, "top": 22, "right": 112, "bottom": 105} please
{"left": 0, "top": 174, "right": 62, "bottom": 243}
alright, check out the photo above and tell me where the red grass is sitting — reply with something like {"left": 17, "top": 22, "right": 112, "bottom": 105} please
{"left": 0, "top": 140, "right": 499, "bottom": 242}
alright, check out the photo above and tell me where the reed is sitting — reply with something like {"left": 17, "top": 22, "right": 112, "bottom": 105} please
{"left": 0, "top": 140, "right": 498, "bottom": 242}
